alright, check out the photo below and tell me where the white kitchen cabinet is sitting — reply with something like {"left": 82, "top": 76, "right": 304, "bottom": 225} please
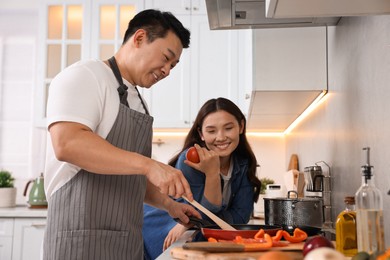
{"left": 0, "top": 217, "right": 46, "bottom": 260}
{"left": 0, "top": 219, "right": 14, "bottom": 260}
{"left": 144, "top": 0, "right": 248, "bottom": 128}
{"left": 35, "top": 0, "right": 144, "bottom": 127}
{"left": 12, "top": 218, "right": 46, "bottom": 260}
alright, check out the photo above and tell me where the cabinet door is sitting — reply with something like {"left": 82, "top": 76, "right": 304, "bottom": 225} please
{"left": 12, "top": 218, "right": 46, "bottom": 260}
{"left": 142, "top": 14, "right": 192, "bottom": 128}
{"left": 35, "top": 1, "right": 86, "bottom": 127}
{"left": 145, "top": 0, "right": 191, "bottom": 14}
{"left": 90, "top": 0, "right": 145, "bottom": 60}
{"left": 0, "top": 219, "right": 14, "bottom": 260}
{"left": 189, "top": 14, "right": 241, "bottom": 121}
{"left": 35, "top": 0, "right": 144, "bottom": 127}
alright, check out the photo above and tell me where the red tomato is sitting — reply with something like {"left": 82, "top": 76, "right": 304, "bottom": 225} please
{"left": 186, "top": 147, "right": 200, "bottom": 163}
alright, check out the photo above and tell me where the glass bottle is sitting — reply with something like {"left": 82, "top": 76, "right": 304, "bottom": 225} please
{"left": 355, "top": 147, "right": 385, "bottom": 254}
{"left": 336, "top": 196, "right": 357, "bottom": 256}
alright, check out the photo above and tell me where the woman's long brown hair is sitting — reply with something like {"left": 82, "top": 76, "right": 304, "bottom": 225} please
{"left": 168, "top": 97, "right": 261, "bottom": 202}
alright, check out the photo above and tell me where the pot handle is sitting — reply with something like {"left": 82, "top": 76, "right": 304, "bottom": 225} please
{"left": 287, "top": 190, "right": 298, "bottom": 199}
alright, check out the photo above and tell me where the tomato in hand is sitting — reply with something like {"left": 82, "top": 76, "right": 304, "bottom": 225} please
{"left": 186, "top": 147, "right": 200, "bottom": 163}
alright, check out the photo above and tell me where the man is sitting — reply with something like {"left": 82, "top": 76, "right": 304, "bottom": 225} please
{"left": 43, "top": 9, "right": 200, "bottom": 260}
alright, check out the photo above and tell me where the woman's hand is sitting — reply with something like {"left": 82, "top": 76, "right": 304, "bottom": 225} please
{"left": 185, "top": 144, "right": 222, "bottom": 205}
{"left": 163, "top": 224, "right": 188, "bottom": 251}
{"left": 185, "top": 144, "right": 220, "bottom": 178}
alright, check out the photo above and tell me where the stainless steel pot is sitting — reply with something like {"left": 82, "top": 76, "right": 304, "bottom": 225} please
{"left": 264, "top": 191, "right": 323, "bottom": 229}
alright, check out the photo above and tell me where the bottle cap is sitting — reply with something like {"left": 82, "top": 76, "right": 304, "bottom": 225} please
{"left": 344, "top": 196, "right": 355, "bottom": 205}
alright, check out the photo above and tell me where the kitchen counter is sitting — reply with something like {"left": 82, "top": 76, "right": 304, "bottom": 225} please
{"left": 0, "top": 205, "right": 47, "bottom": 218}
{"left": 156, "top": 218, "right": 265, "bottom": 260}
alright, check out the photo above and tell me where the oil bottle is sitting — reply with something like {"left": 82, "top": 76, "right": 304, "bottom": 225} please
{"left": 355, "top": 147, "right": 385, "bottom": 254}
{"left": 336, "top": 196, "right": 357, "bottom": 256}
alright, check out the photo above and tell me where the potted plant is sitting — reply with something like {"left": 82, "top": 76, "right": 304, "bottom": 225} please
{"left": 260, "top": 177, "right": 275, "bottom": 195}
{"left": 0, "top": 170, "right": 17, "bottom": 207}
{"left": 253, "top": 177, "right": 275, "bottom": 218}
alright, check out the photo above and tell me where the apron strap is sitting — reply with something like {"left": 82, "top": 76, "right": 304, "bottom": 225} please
{"left": 108, "top": 56, "right": 150, "bottom": 115}
{"left": 108, "top": 56, "right": 129, "bottom": 107}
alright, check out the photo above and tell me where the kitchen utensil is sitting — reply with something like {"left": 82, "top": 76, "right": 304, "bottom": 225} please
{"left": 297, "top": 172, "right": 306, "bottom": 198}
{"left": 23, "top": 173, "right": 47, "bottom": 208}
{"left": 288, "top": 154, "right": 299, "bottom": 171}
{"left": 182, "top": 241, "right": 305, "bottom": 252}
{"left": 186, "top": 217, "right": 282, "bottom": 240}
{"left": 182, "top": 196, "right": 236, "bottom": 231}
{"left": 304, "top": 166, "right": 324, "bottom": 192}
{"left": 264, "top": 191, "right": 323, "bottom": 231}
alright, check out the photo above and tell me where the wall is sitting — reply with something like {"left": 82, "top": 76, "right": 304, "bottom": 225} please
{"left": 0, "top": 10, "right": 45, "bottom": 204}
{"left": 286, "top": 15, "right": 390, "bottom": 245}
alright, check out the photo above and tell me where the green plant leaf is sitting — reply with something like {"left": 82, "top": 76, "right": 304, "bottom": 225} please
{"left": 0, "top": 170, "right": 15, "bottom": 188}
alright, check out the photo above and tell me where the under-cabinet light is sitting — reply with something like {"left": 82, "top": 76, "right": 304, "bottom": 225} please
{"left": 152, "top": 90, "right": 328, "bottom": 138}
{"left": 284, "top": 90, "right": 328, "bottom": 134}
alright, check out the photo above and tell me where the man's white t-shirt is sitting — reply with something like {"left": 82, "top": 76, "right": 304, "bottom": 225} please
{"left": 44, "top": 60, "right": 148, "bottom": 199}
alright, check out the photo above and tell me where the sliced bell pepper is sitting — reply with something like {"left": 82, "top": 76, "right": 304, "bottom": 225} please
{"left": 254, "top": 229, "right": 265, "bottom": 239}
{"left": 282, "top": 228, "right": 308, "bottom": 243}
{"left": 207, "top": 237, "right": 218, "bottom": 243}
{"left": 272, "top": 230, "right": 283, "bottom": 242}
{"left": 243, "top": 233, "right": 273, "bottom": 251}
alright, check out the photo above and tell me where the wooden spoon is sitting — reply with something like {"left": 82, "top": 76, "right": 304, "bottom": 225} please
{"left": 182, "top": 196, "right": 236, "bottom": 231}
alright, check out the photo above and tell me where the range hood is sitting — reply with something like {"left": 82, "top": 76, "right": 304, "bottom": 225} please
{"left": 205, "top": 0, "right": 340, "bottom": 30}
{"left": 266, "top": 0, "right": 390, "bottom": 19}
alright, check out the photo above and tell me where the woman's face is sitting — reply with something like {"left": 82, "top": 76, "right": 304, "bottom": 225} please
{"left": 199, "top": 110, "right": 244, "bottom": 158}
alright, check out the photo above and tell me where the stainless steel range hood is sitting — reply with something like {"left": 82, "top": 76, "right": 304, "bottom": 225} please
{"left": 205, "top": 0, "right": 340, "bottom": 30}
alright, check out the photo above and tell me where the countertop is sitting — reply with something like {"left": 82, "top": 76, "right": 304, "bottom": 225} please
{"left": 0, "top": 205, "right": 47, "bottom": 218}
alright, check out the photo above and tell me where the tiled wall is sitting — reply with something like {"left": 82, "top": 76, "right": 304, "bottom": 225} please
{"left": 286, "top": 15, "right": 390, "bottom": 245}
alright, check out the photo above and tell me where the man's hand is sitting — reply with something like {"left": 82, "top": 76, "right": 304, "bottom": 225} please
{"left": 145, "top": 160, "right": 194, "bottom": 200}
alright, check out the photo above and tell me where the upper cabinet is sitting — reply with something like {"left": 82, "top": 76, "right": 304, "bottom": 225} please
{"left": 247, "top": 26, "right": 328, "bottom": 132}
{"left": 34, "top": 0, "right": 144, "bottom": 127}
{"left": 143, "top": 0, "right": 249, "bottom": 128}
{"left": 265, "top": 0, "right": 390, "bottom": 18}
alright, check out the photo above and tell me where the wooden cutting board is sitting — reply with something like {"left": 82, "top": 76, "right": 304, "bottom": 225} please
{"left": 170, "top": 247, "right": 304, "bottom": 260}
{"left": 170, "top": 242, "right": 305, "bottom": 260}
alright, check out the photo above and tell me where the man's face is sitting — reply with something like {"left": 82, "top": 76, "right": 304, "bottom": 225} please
{"left": 132, "top": 30, "right": 183, "bottom": 88}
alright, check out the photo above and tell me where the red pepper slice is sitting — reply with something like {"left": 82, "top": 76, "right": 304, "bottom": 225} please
{"left": 282, "top": 228, "right": 308, "bottom": 243}
{"left": 243, "top": 233, "right": 273, "bottom": 251}
{"left": 254, "top": 229, "right": 265, "bottom": 239}
{"left": 272, "top": 230, "right": 283, "bottom": 242}
{"left": 207, "top": 237, "right": 218, "bottom": 243}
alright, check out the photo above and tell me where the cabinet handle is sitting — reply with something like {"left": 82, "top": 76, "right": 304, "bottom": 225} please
{"left": 245, "top": 94, "right": 251, "bottom": 99}
{"left": 193, "top": 7, "right": 198, "bottom": 11}
{"left": 185, "top": 7, "right": 190, "bottom": 11}
{"left": 31, "top": 223, "right": 46, "bottom": 228}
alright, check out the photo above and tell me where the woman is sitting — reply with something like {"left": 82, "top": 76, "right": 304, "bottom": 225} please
{"left": 143, "top": 97, "right": 261, "bottom": 259}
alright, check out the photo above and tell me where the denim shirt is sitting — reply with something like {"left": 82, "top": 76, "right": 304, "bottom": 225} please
{"left": 143, "top": 149, "right": 254, "bottom": 259}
